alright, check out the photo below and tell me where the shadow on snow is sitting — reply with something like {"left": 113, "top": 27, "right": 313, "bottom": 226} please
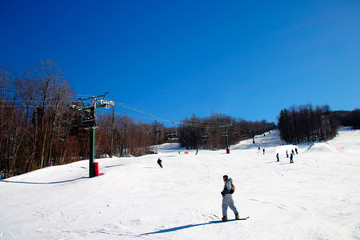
{"left": 0, "top": 177, "right": 87, "bottom": 185}
{"left": 140, "top": 219, "right": 243, "bottom": 236}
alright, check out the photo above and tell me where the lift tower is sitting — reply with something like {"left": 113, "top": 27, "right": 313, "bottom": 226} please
{"left": 71, "top": 92, "right": 114, "bottom": 178}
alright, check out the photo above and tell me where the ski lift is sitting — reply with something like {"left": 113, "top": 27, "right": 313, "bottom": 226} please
{"left": 166, "top": 131, "right": 178, "bottom": 141}
{"left": 81, "top": 115, "right": 97, "bottom": 128}
{"left": 201, "top": 134, "right": 209, "bottom": 142}
{"left": 153, "top": 121, "right": 162, "bottom": 134}
{"left": 153, "top": 128, "right": 161, "bottom": 134}
{"left": 166, "top": 120, "right": 178, "bottom": 141}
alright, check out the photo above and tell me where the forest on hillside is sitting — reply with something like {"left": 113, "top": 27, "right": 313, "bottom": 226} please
{"left": 177, "top": 114, "right": 275, "bottom": 150}
{"left": 277, "top": 105, "right": 359, "bottom": 143}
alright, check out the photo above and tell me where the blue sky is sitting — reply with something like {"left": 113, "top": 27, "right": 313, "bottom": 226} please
{"left": 1, "top": 0, "right": 359, "bottom": 125}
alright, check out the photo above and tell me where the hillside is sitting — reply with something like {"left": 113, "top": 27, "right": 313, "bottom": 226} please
{"left": 1, "top": 128, "right": 360, "bottom": 240}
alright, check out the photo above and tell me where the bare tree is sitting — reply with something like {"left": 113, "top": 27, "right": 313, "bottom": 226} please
{"left": 22, "top": 60, "right": 74, "bottom": 169}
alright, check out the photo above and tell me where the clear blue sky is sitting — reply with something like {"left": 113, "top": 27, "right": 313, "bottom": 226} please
{"left": 1, "top": 0, "right": 359, "bottom": 125}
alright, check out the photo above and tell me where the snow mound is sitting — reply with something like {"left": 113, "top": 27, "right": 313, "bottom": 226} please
{"left": 306, "top": 142, "right": 339, "bottom": 153}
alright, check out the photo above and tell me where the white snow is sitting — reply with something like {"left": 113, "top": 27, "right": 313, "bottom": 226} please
{"left": 1, "top": 128, "right": 360, "bottom": 240}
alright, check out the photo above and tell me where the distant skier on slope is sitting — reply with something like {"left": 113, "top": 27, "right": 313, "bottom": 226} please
{"left": 221, "top": 175, "right": 239, "bottom": 221}
{"left": 290, "top": 153, "right": 294, "bottom": 163}
{"left": 157, "top": 158, "right": 163, "bottom": 168}
{"left": 276, "top": 153, "right": 280, "bottom": 162}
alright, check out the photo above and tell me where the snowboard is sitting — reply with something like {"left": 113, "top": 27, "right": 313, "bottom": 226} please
{"left": 210, "top": 216, "right": 249, "bottom": 223}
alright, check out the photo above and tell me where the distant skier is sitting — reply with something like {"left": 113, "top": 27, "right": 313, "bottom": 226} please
{"left": 286, "top": 150, "right": 289, "bottom": 158}
{"left": 263, "top": 148, "right": 265, "bottom": 155}
{"left": 295, "top": 148, "right": 298, "bottom": 154}
{"left": 290, "top": 153, "right": 294, "bottom": 163}
{"left": 221, "top": 175, "right": 239, "bottom": 221}
{"left": 157, "top": 158, "right": 163, "bottom": 168}
{"left": 276, "top": 153, "right": 279, "bottom": 162}
{"left": 292, "top": 149, "right": 295, "bottom": 155}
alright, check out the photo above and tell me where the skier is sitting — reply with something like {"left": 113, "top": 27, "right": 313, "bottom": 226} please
{"left": 276, "top": 153, "right": 279, "bottom": 162}
{"left": 263, "top": 148, "right": 265, "bottom": 155}
{"left": 286, "top": 150, "right": 289, "bottom": 158}
{"left": 290, "top": 153, "right": 294, "bottom": 163}
{"left": 295, "top": 148, "right": 298, "bottom": 154}
{"left": 157, "top": 158, "right": 163, "bottom": 168}
{"left": 221, "top": 175, "right": 239, "bottom": 221}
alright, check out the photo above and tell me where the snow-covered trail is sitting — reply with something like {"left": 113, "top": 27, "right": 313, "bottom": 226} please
{"left": 1, "top": 128, "right": 360, "bottom": 239}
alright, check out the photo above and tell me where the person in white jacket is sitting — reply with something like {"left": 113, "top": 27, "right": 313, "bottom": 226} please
{"left": 221, "top": 175, "right": 239, "bottom": 221}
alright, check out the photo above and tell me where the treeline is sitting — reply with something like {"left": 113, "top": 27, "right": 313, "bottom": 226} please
{"left": 332, "top": 109, "right": 360, "bottom": 129}
{"left": 96, "top": 115, "right": 167, "bottom": 157}
{"left": 178, "top": 113, "right": 275, "bottom": 150}
{"left": 0, "top": 61, "right": 77, "bottom": 178}
{"left": 277, "top": 105, "right": 339, "bottom": 143}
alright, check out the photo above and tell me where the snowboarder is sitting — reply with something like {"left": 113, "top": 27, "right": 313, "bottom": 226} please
{"left": 276, "top": 153, "right": 279, "bottom": 162}
{"left": 157, "top": 158, "right": 163, "bottom": 168}
{"left": 221, "top": 175, "right": 239, "bottom": 221}
{"left": 290, "top": 153, "right": 294, "bottom": 163}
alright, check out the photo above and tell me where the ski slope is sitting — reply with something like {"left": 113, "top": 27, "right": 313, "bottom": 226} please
{"left": 1, "top": 128, "right": 360, "bottom": 240}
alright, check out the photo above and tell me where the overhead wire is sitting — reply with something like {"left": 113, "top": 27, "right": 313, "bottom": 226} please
{"left": 1, "top": 89, "right": 232, "bottom": 128}
{"left": 1, "top": 88, "right": 200, "bottom": 126}
{"left": 114, "top": 101, "right": 174, "bottom": 124}
{"left": 1, "top": 99, "right": 232, "bottom": 128}
{"left": 100, "top": 103, "right": 230, "bottom": 129}
{"left": 98, "top": 108, "right": 165, "bottom": 122}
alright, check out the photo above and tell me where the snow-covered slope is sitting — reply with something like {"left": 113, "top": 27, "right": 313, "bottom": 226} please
{"left": 1, "top": 128, "right": 360, "bottom": 240}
